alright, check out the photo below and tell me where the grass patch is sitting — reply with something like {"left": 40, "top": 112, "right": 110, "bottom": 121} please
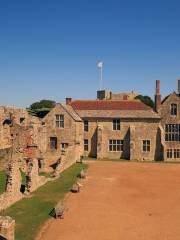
{"left": 0, "top": 171, "right": 6, "bottom": 193}
{"left": 1, "top": 163, "right": 88, "bottom": 240}
{"left": 39, "top": 172, "right": 52, "bottom": 178}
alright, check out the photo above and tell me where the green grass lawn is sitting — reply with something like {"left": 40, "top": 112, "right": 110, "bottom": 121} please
{"left": 0, "top": 171, "right": 6, "bottom": 193}
{"left": 1, "top": 163, "right": 87, "bottom": 240}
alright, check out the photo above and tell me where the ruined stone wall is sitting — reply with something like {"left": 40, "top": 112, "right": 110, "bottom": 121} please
{"left": 0, "top": 159, "right": 23, "bottom": 211}
{"left": 26, "top": 158, "right": 47, "bottom": 193}
{"left": 0, "top": 216, "right": 15, "bottom": 240}
{"left": 0, "top": 148, "right": 11, "bottom": 170}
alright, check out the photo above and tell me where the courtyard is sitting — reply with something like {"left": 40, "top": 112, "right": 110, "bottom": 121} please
{"left": 38, "top": 160, "right": 180, "bottom": 240}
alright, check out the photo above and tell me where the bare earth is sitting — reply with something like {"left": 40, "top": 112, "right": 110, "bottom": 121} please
{"left": 38, "top": 161, "right": 180, "bottom": 240}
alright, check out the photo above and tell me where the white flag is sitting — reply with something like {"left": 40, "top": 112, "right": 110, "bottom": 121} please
{"left": 97, "top": 61, "right": 103, "bottom": 68}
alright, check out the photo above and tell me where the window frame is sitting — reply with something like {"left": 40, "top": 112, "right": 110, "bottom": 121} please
{"left": 56, "top": 114, "right": 64, "bottom": 128}
{"left": 170, "top": 103, "right": 177, "bottom": 116}
{"left": 109, "top": 139, "right": 124, "bottom": 152}
{"left": 61, "top": 143, "right": 68, "bottom": 150}
{"left": 167, "top": 149, "right": 180, "bottom": 159}
{"left": 113, "top": 119, "right": 121, "bottom": 131}
{"left": 143, "top": 140, "right": 151, "bottom": 152}
{"left": 165, "top": 124, "right": 180, "bottom": 142}
{"left": 84, "top": 139, "right": 89, "bottom": 151}
{"left": 84, "top": 120, "right": 89, "bottom": 132}
{"left": 50, "top": 137, "right": 57, "bottom": 150}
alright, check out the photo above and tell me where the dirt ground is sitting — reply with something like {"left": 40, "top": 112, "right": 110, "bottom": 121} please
{"left": 37, "top": 161, "right": 180, "bottom": 240}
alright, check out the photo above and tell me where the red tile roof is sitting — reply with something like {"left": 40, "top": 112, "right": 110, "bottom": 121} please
{"left": 70, "top": 100, "right": 150, "bottom": 111}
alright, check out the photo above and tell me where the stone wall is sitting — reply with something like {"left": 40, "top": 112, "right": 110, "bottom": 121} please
{"left": 41, "top": 104, "right": 83, "bottom": 170}
{"left": 82, "top": 117, "right": 162, "bottom": 161}
{"left": 0, "top": 159, "right": 23, "bottom": 211}
{"left": 0, "top": 216, "right": 15, "bottom": 240}
{"left": 0, "top": 148, "right": 11, "bottom": 170}
{"left": 159, "top": 92, "right": 180, "bottom": 161}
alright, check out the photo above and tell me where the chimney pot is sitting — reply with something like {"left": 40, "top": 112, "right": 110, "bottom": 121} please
{"left": 66, "top": 98, "right": 72, "bottom": 105}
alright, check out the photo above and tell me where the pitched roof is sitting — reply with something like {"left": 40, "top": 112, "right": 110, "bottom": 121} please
{"left": 42, "top": 103, "right": 82, "bottom": 122}
{"left": 161, "top": 92, "right": 180, "bottom": 104}
{"left": 74, "top": 109, "right": 160, "bottom": 119}
{"left": 61, "top": 104, "right": 82, "bottom": 122}
{"left": 70, "top": 100, "right": 160, "bottom": 119}
{"left": 70, "top": 100, "right": 151, "bottom": 111}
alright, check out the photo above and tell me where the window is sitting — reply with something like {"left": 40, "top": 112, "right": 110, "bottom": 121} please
{"left": 50, "top": 137, "right": 57, "bottom": 150}
{"left": 167, "top": 149, "right": 180, "bottom": 159}
{"left": 174, "top": 149, "right": 180, "bottom": 158}
{"left": 143, "top": 140, "right": 150, "bottom": 152}
{"left": 84, "top": 139, "right": 88, "bottom": 151}
{"left": 61, "top": 143, "right": 68, "bottom": 150}
{"left": 113, "top": 119, "right": 120, "bottom": 130}
{"left": 165, "top": 124, "right": 180, "bottom": 142}
{"left": 56, "top": 114, "right": 64, "bottom": 128}
{"left": 171, "top": 104, "right": 177, "bottom": 116}
{"left": 84, "top": 120, "right": 89, "bottom": 132}
{"left": 109, "top": 140, "right": 123, "bottom": 152}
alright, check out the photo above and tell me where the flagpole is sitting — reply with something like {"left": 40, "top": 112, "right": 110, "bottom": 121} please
{"left": 100, "top": 65, "right": 103, "bottom": 90}
{"left": 97, "top": 61, "right": 103, "bottom": 90}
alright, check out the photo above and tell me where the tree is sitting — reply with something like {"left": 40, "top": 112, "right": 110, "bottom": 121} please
{"left": 30, "top": 99, "right": 56, "bottom": 110}
{"left": 135, "top": 95, "right": 155, "bottom": 109}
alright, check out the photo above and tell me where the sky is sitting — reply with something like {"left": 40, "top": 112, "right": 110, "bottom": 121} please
{"left": 0, "top": 0, "right": 180, "bottom": 107}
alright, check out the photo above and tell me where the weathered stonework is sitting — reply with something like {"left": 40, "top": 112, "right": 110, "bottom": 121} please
{"left": 0, "top": 159, "right": 22, "bottom": 211}
{"left": 25, "top": 158, "right": 47, "bottom": 193}
{"left": 0, "top": 216, "right": 15, "bottom": 240}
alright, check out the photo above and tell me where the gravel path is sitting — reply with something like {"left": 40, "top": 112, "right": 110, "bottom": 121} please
{"left": 38, "top": 161, "right": 180, "bottom": 240}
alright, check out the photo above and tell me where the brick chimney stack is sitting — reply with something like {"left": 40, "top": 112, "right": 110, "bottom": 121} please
{"left": 66, "top": 98, "right": 72, "bottom": 105}
{"left": 155, "top": 80, "right": 161, "bottom": 112}
{"left": 178, "top": 79, "right": 180, "bottom": 94}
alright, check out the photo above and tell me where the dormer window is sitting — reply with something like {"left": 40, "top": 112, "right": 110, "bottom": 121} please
{"left": 171, "top": 104, "right": 177, "bottom": 116}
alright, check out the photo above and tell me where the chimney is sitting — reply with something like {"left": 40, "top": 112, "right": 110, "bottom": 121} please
{"left": 178, "top": 79, "right": 180, "bottom": 94}
{"left": 155, "top": 80, "right": 161, "bottom": 112}
{"left": 66, "top": 98, "right": 72, "bottom": 105}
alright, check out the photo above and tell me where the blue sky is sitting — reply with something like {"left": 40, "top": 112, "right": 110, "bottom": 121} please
{"left": 0, "top": 0, "right": 180, "bottom": 107}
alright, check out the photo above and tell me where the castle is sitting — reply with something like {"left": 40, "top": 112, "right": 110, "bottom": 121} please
{"left": 0, "top": 80, "right": 180, "bottom": 172}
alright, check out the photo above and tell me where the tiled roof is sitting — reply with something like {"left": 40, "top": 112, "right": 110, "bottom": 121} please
{"left": 74, "top": 110, "right": 160, "bottom": 119}
{"left": 69, "top": 100, "right": 160, "bottom": 119}
{"left": 70, "top": 100, "right": 151, "bottom": 111}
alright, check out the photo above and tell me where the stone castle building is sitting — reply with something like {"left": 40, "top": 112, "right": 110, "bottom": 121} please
{"left": 0, "top": 80, "right": 180, "bottom": 172}
{"left": 67, "top": 79, "right": 180, "bottom": 162}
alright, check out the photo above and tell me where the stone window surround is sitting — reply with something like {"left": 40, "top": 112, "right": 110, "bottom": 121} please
{"left": 61, "top": 142, "right": 68, "bottom": 150}
{"left": 109, "top": 139, "right": 124, "bottom": 152}
{"left": 167, "top": 149, "right": 180, "bottom": 159}
{"left": 113, "top": 119, "right": 121, "bottom": 131}
{"left": 142, "top": 140, "right": 151, "bottom": 152}
{"left": 50, "top": 137, "right": 58, "bottom": 150}
{"left": 165, "top": 124, "right": 180, "bottom": 142}
{"left": 84, "top": 139, "right": 88, "bottom": 151}
{"left": 170, "top": 103, "right": 178, "bottom": 116}
{"left": 84, "top": 120, "right": 89, "bottom": 132}
{"left": 55, "top": 114, "right": 64, "bottom": 128}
